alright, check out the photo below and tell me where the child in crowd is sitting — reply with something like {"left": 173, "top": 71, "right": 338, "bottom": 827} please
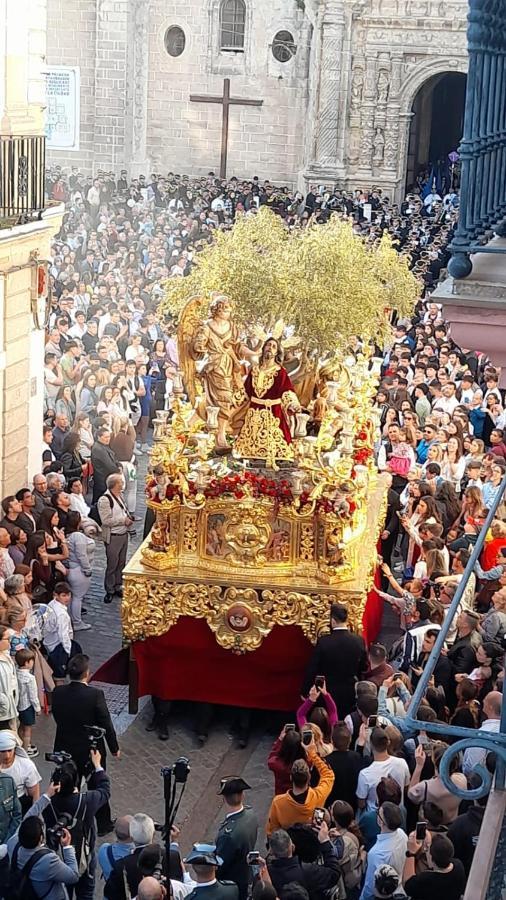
{"left": 15, "top": 647, "right": 41, "bottom": 758}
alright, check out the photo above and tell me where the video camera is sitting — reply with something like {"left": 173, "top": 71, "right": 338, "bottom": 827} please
{"left": 84, "top": 725, "right": 106, "bottom": 750}
{"left": 159, "top": 758, "right": 191, "bottom": 855}
{"left": 160, "top": 756, "right": 190, "bottom": 785}
{"left": 44, "top": 751, "right": 73, "bottom": 785}
{"left": 46, "top": 811, "right": 73, "bottom": 851}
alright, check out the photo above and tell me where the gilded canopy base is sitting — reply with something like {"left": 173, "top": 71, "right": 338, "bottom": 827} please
{"left": 122, "top": 474, "right": 388, "bottom": 654}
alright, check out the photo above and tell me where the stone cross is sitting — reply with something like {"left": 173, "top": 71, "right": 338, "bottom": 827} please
{"left": 190, "top": 78, "right": 263, "bottom": 178}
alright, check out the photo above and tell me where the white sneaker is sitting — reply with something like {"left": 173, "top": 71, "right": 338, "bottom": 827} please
{"left": 73, "top": 622, "right": 92, "bottom": 632}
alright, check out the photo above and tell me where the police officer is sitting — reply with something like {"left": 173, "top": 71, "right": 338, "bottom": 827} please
{"left": 215, "top": 777, "right": 258, "bottom": 900}
{"left": 184, "top": 844, "right": 238, "bottom": 900}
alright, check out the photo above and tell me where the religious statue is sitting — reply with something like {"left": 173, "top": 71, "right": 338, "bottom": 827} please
{"left": 351, "top": 67, "right": 364, "bottom": 106}
{"left": 372, "top": 127, "right": 385, "bottom": 165}
{"left": 377, "top": 71, "right": 390, "bottom": 104}
{"left": 233, "top": 338, "right": 300, "bottom": 468}
{"left": 178, "top": 294, "right": 250, "bottom": 449}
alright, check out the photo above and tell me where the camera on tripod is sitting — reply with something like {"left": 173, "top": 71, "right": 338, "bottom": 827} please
{"left": 46, "top": 811, "right": 73, "bottom": 850}
{"left": 44, "top": 750, "right": 73, "bottom": 785}
{"left": 161, "top": 756, "right": 190, "bottom": 784}
{"left": 84, "top": 725, "right": 106, "bottom": 750}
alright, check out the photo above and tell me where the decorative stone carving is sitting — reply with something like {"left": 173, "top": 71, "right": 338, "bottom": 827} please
{"left": 351, "top": 66, "right": 364, "bottom": 106}
{"left": 377, "top": 70, "right": 390, "bottom": 104}
{"left": 372, "top": 127, "right": 385, "bottom": 164}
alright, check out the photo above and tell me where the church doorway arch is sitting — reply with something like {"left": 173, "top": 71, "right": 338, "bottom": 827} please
{"left": 404, "top": 71, "right": 466, "bottom": 193}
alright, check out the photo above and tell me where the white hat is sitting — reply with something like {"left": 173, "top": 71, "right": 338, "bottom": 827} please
{"left": 0, "top": 731, "right": 18, "bottom": 751}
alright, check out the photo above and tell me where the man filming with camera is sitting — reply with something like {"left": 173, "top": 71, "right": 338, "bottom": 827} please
{"left": 51, "top": 653, "right": 119, "bottom": 836}
{"left": 6, "top": 796, "right": 79, "bottom": 900}
{"left": 27, "top": 747, "right": 110, "bottom": 900}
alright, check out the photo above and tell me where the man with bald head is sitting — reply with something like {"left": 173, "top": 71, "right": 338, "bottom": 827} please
{"left": 137, "top": 877, "right": 166, "bottom": 900}
{"left": 98, "top": 815, "right": 134, "bottom": 880}
{"left": 463, "top": 691, "right": 502, "bottom": 775}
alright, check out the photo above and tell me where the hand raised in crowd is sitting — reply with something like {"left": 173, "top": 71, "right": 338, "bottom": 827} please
{"left": 90, "top": 748, "right": 102, "bottom": 768}
{"left": 60, "top": 827, "right": 72, "bottom": 848}
{"left": 414, "top": 744, "right": 426, "bottom": 768}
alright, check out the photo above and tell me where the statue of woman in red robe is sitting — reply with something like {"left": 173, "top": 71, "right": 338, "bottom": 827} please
{"left": 233, "top": 338, "right": 300, "bottom": 466}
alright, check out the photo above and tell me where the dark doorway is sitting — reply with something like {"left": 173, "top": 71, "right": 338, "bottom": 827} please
{"left": 405, "top": 71, "right": 467, "bottom": 192}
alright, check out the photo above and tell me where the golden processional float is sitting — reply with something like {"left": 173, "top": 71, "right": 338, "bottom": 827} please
{"left": 121, "top": 211, "right": 418, "bottom": 709}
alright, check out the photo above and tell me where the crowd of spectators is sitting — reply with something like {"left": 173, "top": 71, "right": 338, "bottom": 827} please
{"left": 0, "top": 165, "right": 499, "bottom": 899}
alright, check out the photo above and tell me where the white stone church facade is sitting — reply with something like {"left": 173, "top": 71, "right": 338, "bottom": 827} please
{"left": 46, "top": 0, "right": 468, "bottom": 200}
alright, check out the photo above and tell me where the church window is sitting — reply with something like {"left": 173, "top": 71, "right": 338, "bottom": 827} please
{"left": 164, "top": 25, "right": 186, "bottom": 57}
{"left": 220, "top": 0, "right": 246, "bottom": 51}
{"left": 272, "top": 31, "right": 296, "bottom": 63}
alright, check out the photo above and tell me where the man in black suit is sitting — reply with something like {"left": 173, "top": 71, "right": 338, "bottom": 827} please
{"left": 52, "top": 653, "right": 120, "bottom": 835}
{"left": 302, "top": 604, "right": 367, "bottom": 719}
{"left": 380, "top": 477, "right": 401, "bottom": 587}
{"left": 90, "top": 427, "right": 121, "bottom": 503}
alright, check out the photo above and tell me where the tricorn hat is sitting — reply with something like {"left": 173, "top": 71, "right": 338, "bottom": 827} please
{"left": 218, "top": 776, "right": 251, "bottom": 796}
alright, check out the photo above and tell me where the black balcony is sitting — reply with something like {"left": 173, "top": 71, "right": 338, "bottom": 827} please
{"left": 0, "top": 134, "right": 46, "bottom": 228}
{"left": 448, "top": 0, "right": 506, "bottom": 278}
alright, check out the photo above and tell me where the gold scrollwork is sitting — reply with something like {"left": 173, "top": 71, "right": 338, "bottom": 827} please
{"left": 182, "top": 512, "right": 198, "bottom": 552}
{"left": 299, "top": 522, "right": 315, "bottom": 561}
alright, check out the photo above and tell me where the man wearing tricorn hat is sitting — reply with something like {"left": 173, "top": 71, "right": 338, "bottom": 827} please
{"left": 184, "top": 843, "right": 238, "bottom": 900}
{"left": 215, "top": 777, "right": 258, "bottom": 900}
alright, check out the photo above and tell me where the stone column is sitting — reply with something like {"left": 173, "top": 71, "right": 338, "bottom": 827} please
{"left": 125, "top": 0, "right": 150, "bottom": 177}
{"left": 93, "top": 0, "right": 129, "bottom": 170}
{"left": 308, "top": 0, "right": 346, "bottom": 180}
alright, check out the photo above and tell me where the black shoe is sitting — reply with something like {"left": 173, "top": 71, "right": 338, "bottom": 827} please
{"left": 97, "top": 820, "right": 116, "bottom": 837}
{"left": 104, "top": 593, "right": 114, "bottom": 604}
{"left": 114, "top": 588, "right": 124, "bottom": 598}
{"left": 145, "top": 717, "right": 159, "bottom": 733}
{"left": 157, "top": 721, "right": 169, "bottom": 741}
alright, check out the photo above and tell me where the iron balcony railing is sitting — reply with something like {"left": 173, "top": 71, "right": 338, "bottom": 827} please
{"left": 0, "top": 134, "right": 46, "bottom": 228}
{"left": 403, "top": 470, "right": 506, "bottom": 797}
{"left": 448, "top": 0, "right": 506, "bottom": 278}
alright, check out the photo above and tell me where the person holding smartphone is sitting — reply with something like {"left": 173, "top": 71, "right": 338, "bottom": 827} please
{"left": 266, "top": 732, "right": 335, "bottom": 835}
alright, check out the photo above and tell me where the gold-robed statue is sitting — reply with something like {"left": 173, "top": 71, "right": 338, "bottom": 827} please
{"left": 178, "top": 293, "right": 251, "bottom": 449}
{"left": 233, "top": 337, "right": 301, "bottom": 468}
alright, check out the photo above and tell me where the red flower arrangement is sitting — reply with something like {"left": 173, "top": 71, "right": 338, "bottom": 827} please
{"left": 353, "top": 447, "right": 373, "bottom": 465}
{"left": 205, "top": 471, "right": 294, "bottom": 505}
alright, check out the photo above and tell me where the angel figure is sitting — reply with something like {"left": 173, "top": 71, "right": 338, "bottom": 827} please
{"left": 178, "top": 294, "right": 251, "bottom": 449}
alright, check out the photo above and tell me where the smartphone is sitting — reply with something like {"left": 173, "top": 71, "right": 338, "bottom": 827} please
{"left": 368, "top": 716, "right": 378, "bottom": 728}
{"left": 315, "top": 675, "right": 325, "bottom": 689}
{"left": 313, "top": 808, "right": 325, "bottom": 826}
{"left": 247, "top": 851, "right": 260, "bottom": 865}
{"left": 302, "top": 730, "right": 313, "bottom": 746}
{"left": 415, "top": 821, "right": 427, "bottom": 842}
{"left": 285, "top": 723, "right": 296, "bottom": 732}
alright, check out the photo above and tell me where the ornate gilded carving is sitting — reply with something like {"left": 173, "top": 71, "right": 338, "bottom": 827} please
{"left": 182, "top": 512, "right": 198, "bottom": 552}
{"left": 299, "top": 522, "right": 315, "bottom": 561}
{"left": 223, "top": 503, "right": 273, "bottom": 566}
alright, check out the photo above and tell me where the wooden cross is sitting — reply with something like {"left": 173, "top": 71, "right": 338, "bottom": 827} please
{"left": 190, "top": 78, "right": 263, "bottom": 179}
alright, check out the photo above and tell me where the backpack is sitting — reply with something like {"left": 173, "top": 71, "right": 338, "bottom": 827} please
{"left": 338, "top": 832, "right": 363, "bottom": 890}
{"left": 89, "top": 492, "right": 113, "bottom": 525}
{"left": 48, "top": 795, "right": 91, "bottom": 877}
{"left": 6, "top": 845, "right": 52, "bottom": 900}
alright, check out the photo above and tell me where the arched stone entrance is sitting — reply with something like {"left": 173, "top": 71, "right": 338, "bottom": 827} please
{"left": 404, "top": 70, "right": 467, "bottom": 192}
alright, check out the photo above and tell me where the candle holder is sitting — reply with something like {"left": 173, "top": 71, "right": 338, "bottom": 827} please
{"left": 206, "top": 405, "right": 220, "bottom": 431}
{"left": 294, "top": 412, "right": 310, "bottom": 438}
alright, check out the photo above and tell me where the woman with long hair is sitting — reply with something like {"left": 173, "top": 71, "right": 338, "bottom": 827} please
{"left": 401, "top": 495, "right": 442, "bottom": 571}
{"left": 408, "top": 741, "right": 467, "bottom": 825}
{"left": 330, "top": 800, "right": 364, "bottom": 898}
{"left": 60, "top": 432, "right": 84, "bottom": 483}
{"left": 24, "top": 531, "right": 53, "bottom": 595}
{"left": 7, "top": 527, "right": 27, "bottom": 568}
{"left": 435, "top": 480, "right": 463, "bottom": 533}
{"left": 440, "top": 435, "right": 466, "bottom": 493}
{"left": 55, "top": 385, "right": 76, "bottom": 422}
{"left": 76, "top": 371, "right": 99, "bottom": 418}
{"left": 72, "top": 412, "right": 94, "bottom": 460}
{"left": 268, "top": 726, "right": 304, "bottom": 794}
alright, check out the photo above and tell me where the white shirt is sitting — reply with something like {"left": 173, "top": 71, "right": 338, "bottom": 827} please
{"left": 433, "top": 395, "right": 459, "bottom": 415}
{"left": 359, "top": 828, "right": 408, "bottom": 900}
{"left": 69, "top": 493, "right": 91, "bottom": 518}
{"left": 463, "top": 719, "right": 500, "bottom": 774}
{"left": 43, "top": 599, "right": 73, "bottom": 655}
{"left": 357, "top": 756, "right": 410, "bottom": 810}
{"left": 1, "top": 752, "right": 41, "bottom": 798}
